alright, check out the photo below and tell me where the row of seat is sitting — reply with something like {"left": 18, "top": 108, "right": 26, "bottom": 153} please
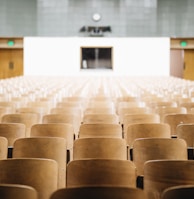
{"left": 0, "top": 182, "right": 193, "bottom": 199}
{"left": 1, "top": 117, "right": 194, "bottom": 153}
{"left": 1, "top": 76, "right": 194, "bottom": 198}
{"left": 0, "top": 126, "right": 193, "bottom": 198}
{"left": 1, "top": 147, "right": 194, "bottom": 199}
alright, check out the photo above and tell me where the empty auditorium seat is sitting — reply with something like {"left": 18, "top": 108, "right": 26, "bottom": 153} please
{"left": 42, "top": 114, "right": 80, "bottom": 138}
{"left": 164, "top": 113, "right": 194, "bottom": 136}
{"left": 0, "top": 158, "right": 58, "bottom": 199}
{"left": 0, "top": 123, "right": 26, "bottom": 146}
{"left": 73, "top": 137, "right": 127, "bottom": 160}
{"left": 176, "top": 123, "right": 194, "bottom": 147}
{"left": 0, "top": 184, "right": 38, "bottom": 199}
{"left": 126, "top": 123, "right": 171, "bottom": 148}
{"left": 132, "top": 138, "right": 187, "bottom": 176}
{"left": 0, "top": 137, "right": 8, "bottom": 159}
{"left": 162, "top": 185, "right": 194, "bottom": 199}
{"left": 79, "top": 123, "right": 122, "bottom": 138}
{"left": 155, "top": 107, "right": 187, "bottom": 122}
{"left": 12, "top": 137, "right": 67, "bottom": 188}
{"left": 83, "top": 113, "right": 119, "bottom": 124}
{"left": 144, "top": 160, "right": 194, "bottom": 199}
{"left": 123, "top": 113, "right": 161, "bottom": 139}
{"left": 66, "top": 159, "right": 137, "bottom": 188}
{"left": 1, "top": 113, "right": 40, "bottom": 137}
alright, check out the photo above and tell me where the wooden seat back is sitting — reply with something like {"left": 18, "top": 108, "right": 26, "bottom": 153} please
{"left": 67, "top": 159, "right": 136, "bottom": 188}
{"left": 79, "top": 123, "right": 122, "bottom": 138}
{"left": 0, "top": 107, "right": 13, "bottom": 120}
{"left": 73, "top": 138, "right": 127, "bottom": 160}
{"left": 50, "top": 107, "right": 82, "bottom": 123}
{"left": 16, "top": 107, "right": 48, "bottom": 123}
{"left": 162, "top": 185, "right": 194, "bottom": 199}
{"left": 0, "top": 137, "right": 8, "bottom": 159}
{"left": 155, "top": 107, "right": 187, "bottom": 122}
{"left": 176, "top": 123, "right": 194, "bottom": 147}
{"left": 1, "top": 113, "right": 40, "bottom": 137}
{"left": 0, "top": 184, "right": 38, "bottom": 199}
{"left": 164, "top": 114, "right": 194, "bottom": 136}
{"left": 126, "top": 123, "right": 171, "bottom": 147}
{"left": 0, "top": 123, "right": 26, "bottom": 146}
{"left": 0, "top": 158, "right": 58, "bottom": 199}
{"left": 84, "top": 107, "right": 115, "bottom": 114}
{"left": 123, "top": 114, "right": 160, "bottom": 138}
{"left": 144, "top": 160, "right": 194, "bottom": 199}
{"left": 119, "top": 107, "right": 151, "bottom": 125}
{"left": 180, "top": 102, "right": 194, "bottom": 113}
{"left": 133, "top": 138, "right": 188, "bottom": 176}
{"left": 42, "top": 114, "right": 80, "bottom": 138}
{"left": 0, "top": 102, "right": 16, "bottom": 113}
{"left": 31, "top": 123, "right": 74, "bottom": 150}
{"left": 13, "top": 137, "right": 67, "bottom": 188}
{"left": 50, "top": 186, "right": 146, "bottom": 199}
{"left": 83, "top": 114, "right": 119, "bottom": 124}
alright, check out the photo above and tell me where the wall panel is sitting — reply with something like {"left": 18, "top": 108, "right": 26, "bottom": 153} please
{"left": 0, "top": 0, "right": 194, "bottom": 37}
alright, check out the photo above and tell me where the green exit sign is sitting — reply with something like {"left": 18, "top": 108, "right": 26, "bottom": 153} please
{"left": 180, "top": 41, "right": 188, "bottom": 47}
{"left": 7, "top": 40, "right": 15, "bottom": 47}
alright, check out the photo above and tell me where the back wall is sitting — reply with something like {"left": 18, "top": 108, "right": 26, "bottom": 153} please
{"left": 24, "top": 37, "right": 170, "bottom": 76}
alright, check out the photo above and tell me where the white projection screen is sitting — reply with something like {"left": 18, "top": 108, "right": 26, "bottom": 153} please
{"left": 24, "top": 37, "right": 170, "bottom": 76}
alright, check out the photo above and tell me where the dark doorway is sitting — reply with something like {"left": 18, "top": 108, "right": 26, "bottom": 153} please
{"left": 80, "top": 47, "right": 113, "bottom": 70}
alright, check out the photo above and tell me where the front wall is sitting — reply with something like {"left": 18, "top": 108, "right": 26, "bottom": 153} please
{"left": 24, "top": 37, "right": 170, "bottom": 76}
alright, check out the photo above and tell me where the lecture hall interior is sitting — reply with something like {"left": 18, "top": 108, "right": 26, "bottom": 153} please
{"left": 1, "top": 0, "right": 194, "bottom": 199}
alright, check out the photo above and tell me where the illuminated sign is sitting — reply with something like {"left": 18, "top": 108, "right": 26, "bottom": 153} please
{"left": 180, "top": 41, "right": 187, "bottom": 47}
{"left": 7, "top": 40, "right": 15, "bottom": 47}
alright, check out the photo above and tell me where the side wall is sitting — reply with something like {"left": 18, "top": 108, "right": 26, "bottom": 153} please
{"left": 24, "top": 37, "right": 170, "bottom": 76}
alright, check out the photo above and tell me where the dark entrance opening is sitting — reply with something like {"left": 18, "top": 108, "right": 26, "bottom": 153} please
{"left": 80, "top": 47, "right": 113, "bottom": 70}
